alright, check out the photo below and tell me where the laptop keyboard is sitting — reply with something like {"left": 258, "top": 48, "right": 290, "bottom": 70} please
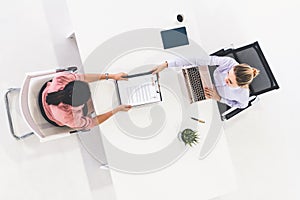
{"left": 186, "top": 67, "right": 206, "bottom": 101}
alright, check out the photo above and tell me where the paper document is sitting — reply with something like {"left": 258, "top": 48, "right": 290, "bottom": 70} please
{"left": 115, "top": 71, "right": 162, "bottom": 106}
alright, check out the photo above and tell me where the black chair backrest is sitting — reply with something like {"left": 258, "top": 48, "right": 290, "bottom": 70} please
{"left": 210, "top": 41, "right": 279, "bottom": 120}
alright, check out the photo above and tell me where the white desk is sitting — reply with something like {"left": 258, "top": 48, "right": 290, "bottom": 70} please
{"left": 66, "top": 0, "right": 237, "bottom": 199}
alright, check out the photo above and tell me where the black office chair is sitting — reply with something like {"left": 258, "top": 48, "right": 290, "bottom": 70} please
{"left": 210, "top": 41, "right": 279, "bottom": 120}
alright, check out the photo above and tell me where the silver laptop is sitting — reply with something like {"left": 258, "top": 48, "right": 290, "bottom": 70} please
{"left": 180, "top": 65, "right": 214, "bottom": 103}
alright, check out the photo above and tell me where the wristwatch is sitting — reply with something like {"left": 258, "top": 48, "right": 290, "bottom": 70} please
{"left": 105, "top": 73, "right": 109, "bottom": 80}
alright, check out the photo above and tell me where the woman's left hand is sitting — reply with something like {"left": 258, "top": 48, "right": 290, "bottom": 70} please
{"left": 112, "top": 72, "right": 128, "bottom": 81}
{"left": 204, "top": 87, "right": 221, "bottom": 101}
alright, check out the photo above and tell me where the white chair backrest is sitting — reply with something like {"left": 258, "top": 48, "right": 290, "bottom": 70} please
{"left": 19, "top": 70, "right": 76, "bottom": 142}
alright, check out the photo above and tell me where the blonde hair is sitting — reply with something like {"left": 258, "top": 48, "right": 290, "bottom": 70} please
{"left": 234, "top": 64, "right": 260, "bottom": 87}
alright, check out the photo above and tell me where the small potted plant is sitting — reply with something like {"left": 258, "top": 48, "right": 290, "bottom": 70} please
{"left": 178, "top": 128, "right": 199, "bottom": 147}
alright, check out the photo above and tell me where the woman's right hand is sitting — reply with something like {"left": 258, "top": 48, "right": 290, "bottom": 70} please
{"left": 112, "top": 105, "right": 132, "bottom": 114}
{"left": 151, "top": 62, "right": 168, "bottom": 74}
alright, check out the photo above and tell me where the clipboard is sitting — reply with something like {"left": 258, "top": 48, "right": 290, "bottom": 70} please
{"left": 115, "top": 71, "right": 162, "bottom": 107}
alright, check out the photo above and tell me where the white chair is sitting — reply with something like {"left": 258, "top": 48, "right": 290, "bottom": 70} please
{"left": 5, "top": 66, "right": 88, "bottom": 142}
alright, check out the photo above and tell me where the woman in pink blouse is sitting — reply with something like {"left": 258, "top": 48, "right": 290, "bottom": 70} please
{"left": 41, "top": 71, "right": 131, "bottom": 130}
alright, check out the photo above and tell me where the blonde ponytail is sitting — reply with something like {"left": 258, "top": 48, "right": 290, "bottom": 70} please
{"left": 234, "top": 64, "right": 260, "bottom": 87}
{"left": 252, "top": 67, "right": 260, "bottom": 78}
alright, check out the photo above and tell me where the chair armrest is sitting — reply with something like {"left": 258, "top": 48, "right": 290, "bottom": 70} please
{"left": 24, "top": 66, "right": 77, "bottom": 78}
{"left": 56, "top": 66, "right": 77, "bottom": 73}
{"left": 221, "top": 96, "right": 258, "bottom": 120}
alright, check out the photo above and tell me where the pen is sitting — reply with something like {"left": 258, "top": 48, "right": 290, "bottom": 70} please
{"left": 191, "top": 117, "right": 205, "bottom": 123}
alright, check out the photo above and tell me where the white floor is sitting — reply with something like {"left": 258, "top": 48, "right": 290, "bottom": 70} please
{"left": 0, "top": 0, "right": 299, "bottom": 200}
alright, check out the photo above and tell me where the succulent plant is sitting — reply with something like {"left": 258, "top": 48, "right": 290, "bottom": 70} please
{"left": 180, "top": 128, "right": 199, "bottom": 147}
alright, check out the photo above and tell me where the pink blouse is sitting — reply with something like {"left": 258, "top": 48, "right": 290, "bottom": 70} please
{"left": 42, "top": 72, "right": 97, "bottom": 129}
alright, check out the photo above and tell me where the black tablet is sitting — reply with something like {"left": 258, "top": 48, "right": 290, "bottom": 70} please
{"left": 160, "top": 27, "right": 189, "bottom": 49}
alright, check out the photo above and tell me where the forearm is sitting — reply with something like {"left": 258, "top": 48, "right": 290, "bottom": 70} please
{"left": 160, "top": 61, "right": 168, "bottom": 69}
{"left": 93, "top": 110, "right": 113, "bottom": 125}
{"left": 83, "top": 73, "right": 115, "bottom": 83}
{"left": 93, "top": 107, "right": 122, "bottom": 125}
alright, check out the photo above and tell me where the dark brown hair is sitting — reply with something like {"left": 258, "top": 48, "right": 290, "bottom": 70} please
{"left": 46, "top": 80, "right": 91, "bottom": 107}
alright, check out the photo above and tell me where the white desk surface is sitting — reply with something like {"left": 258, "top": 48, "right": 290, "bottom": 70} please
{"left": 66, "top": 0, "right": 237, "bottom": 199}
{"left": 110, "top": 130, "right": 236, "bottom": 200}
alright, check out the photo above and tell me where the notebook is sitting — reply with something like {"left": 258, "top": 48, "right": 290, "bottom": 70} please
{"left": 115, "top": 71, "right": 162, "bottom": 107}
{"left": 179, "top": 65, "right": 214, "bottom": 103}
